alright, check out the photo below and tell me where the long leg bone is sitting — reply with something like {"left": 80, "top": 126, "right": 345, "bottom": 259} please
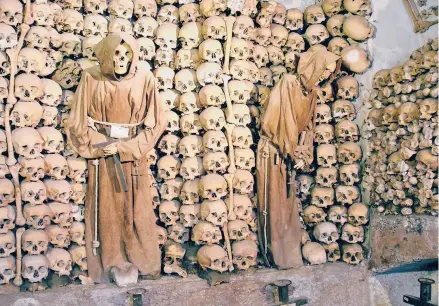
{"left": 222, "top": 16, "right": 236, "bottom": 74}
{"left": 14, "top": 227, "right": 25, "bottom": 287}
{"left": 10, "top": 164, "right": 24, "bottom": 226}
{"left": 221, "top": 220, "right": 234, "bottom": 272}
{"left": 224, "top": 173, "right": 236, "bottom": 220}
{"left": 23, "top": 0, "right": 33, "bottom": 25}
{"left": 5, "top": 24, "right": 30, "bottom": 166}
{"left": 224, "top": 123, "right": 236, "bottom": 174}
{"left": 222, "top": 75, "right": 235, "bottom": 124}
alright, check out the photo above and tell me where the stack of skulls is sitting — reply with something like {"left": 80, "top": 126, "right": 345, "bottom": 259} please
{"left": 363, "top": 38, "right": 438, "bottom": 216}
{"left": 0, "top": 0, "right": 89, "bottom": 290}
{"left": 293, "top": 0, "right": 376, "bottom": 267}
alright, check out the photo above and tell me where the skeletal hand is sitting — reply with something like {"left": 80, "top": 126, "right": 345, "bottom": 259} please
{"left": 103, "top": 143, "right": 118, "bottom": 156}
{"left": 294, "top": 159, "right": 305, "bottom": 170}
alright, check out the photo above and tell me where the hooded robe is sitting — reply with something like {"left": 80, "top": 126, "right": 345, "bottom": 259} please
{"left": 257, "top": 50, "right": 340, "bottom": 269}
{"left": 67, "top": 34, "right": 167, "bottom": 282}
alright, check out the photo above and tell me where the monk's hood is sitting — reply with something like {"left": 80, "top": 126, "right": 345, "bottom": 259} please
{"left": 94, "top": 33, "right": 139, "bottom": 81}
{"left": 297, "top": 49, "right": 341, "bottom": 92}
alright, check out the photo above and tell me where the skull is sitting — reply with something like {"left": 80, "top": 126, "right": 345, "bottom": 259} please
{"left": 323, "top": 242, "right": 341, "bottom": 262}
{"left": 328, "top": 37, "right": 349, "bottom": 56}
{"left": 348, "top": 202, "right": 368, "bottom": 226}
{"left": 304, "top": 5, "right": 326, "bottom": 24}
{"left": 11, "top": 102, "right": 43, "bottom": 128}
{"left": 235, "top": 148, "right": 255, "bottom": 170}
{"left": 199, "top": 173, "right": 227, "bottom": 200}
{"left": 200, "top": 199, "right": 227, "bottom": 226}
{"left": 203, "top": 131, "right": 227, "bottom": 152}
{"left": 304, "top": 24, "right": 329, "bottom": 46}
{"left": 202, "top": 16, "right": 226, "bottom": 40}
{"left": 398, "top": 102, "right": 420, "bottom": 126}
{"left": 271, "top": 65, "right": 287, "bottom": 84}
{"left": 317, "top": 144, "right": 337, "bottom": 167}
{"left": 70, "top": 184, "right": 86, "bottom": 205}
{"left": 167, "top": 222, "right": 190, "bottom": 244}
{"left": 336, "top": 76, "right": 359, "bottom": 100}
{"left": 159, "top": 89, "right": 180, "bottom": 111}
{"left": 0, "top": 232, "right": 14, "bottom": 258}
{"left": 372, "top": 69, "right": 391, "bottom": 89}
{"left": 133, "top": 17, "right": 158, "bottom": 38}
{"left": 327, "top": 205, "right": 348, "bottom": 225}
{"left": 84, "top": 0, "right": 107, "bottom": 14}
{"left": 23, "top": 203, "right": 52, "bottom": 229}
{"left": 26, "top": 26, "right": 50, "bottom": 50}
{"left": 311, "top": 187, "right": 335, "bottom": 208}
{"left": 269, "top": 24, "right": 288, "bottom": 48}
{"left": 332, "top": 100, "right": 356, "bottom": 122}
{"left": 322, "top": 0, "right": 343, "bottom": 17}
{"left": 109, "top": 0, "right": 133, "bottom": 19}
{"left": 155, "top": 49, "right": 175, "bottom": 70}
{"left": 343, "top": 0, "right": 372, "bottom": 17}
{"left": 163, "top": 242, "right": 187, "bottom": 277}
{"left": 159, "top": 200, "right": 181, "bottom": 226}
{"left": 14, "top": 74, "right": 44, "bottom": 102}
{"left": 0, "top": 77, "right": 7, "bottom": 102}
{"left": 203, "top": 152, "right": 229, "bottom": 173}
{"left": 157, "top": 5, "right": 179, "bottom": 24}
{"left": 199, "top": 0, "right": 226, "bottom": 17}
{"left": 179, "top": 135, "right": 202, "bottom": 158}
{"left": 46, "top": 247, "right": 72, "bottom": 276}
{"left": 0, "top": 179, "right": 13, "bottom": 207}
{"left": 158, "top": 134, "right": 180, "bottom": 156}
{"left": 313, "top": 222, "right": 339, "bottom": 244}
{"left": 40, "top": 79, "right": 62, "bottom": 107}
{"left": 266, "top": 46, "right": 284, "bottom": 65}
{"left": 157, "top": 156, "right": 181, "bottom": 181}
{"left": 285, "top": 33, "right": 305, "bottom": 53}
{"left": 232, "top": 240, "right": 257, "bottom": 271}
{"left": 256, "top": 2, "right": 275, "bottom": 28}
{"left": 59, "top": 33, "right": 82, "bottom": 57}
{"left": 160, "top": 178, "right": 184, "bottom": 201}
{"left": 421, "top": 51, "right": 438, "bottom": 69}
{"left": 67, "top": 157, "right": 87, "bottom": 183}
{"left": 192, "top": 221, "right": 222, "bottom": 245}
{"left": 55, "top": 9, "right": 84, "bottom": 34}
{"left": 341, "top": 223, "right": 364, "bottom": 244}
{"left": 0, "top": 51, "right": 9, "bottom": 76}
{"left": 232, "top": 126, "right": 253, "bottom": 149}
{"left": 230, "top": 38, "right": 250, "bottom": 61}
{"left": 257, "top": 85, "right": 270, "bottom": 105}
{"left": 154, "top": 66, "right": 174, "bottom": 91}
{"left": 316, "top": 167, "right": 338, "bottom": 188}
{"left": 297, "top": 174, "right": 314, "bottom": 200}
{"left": 175, "top": 49, "right": 193, "bottom": 69}
{"left": 419, "top": 98, "right": 438, "bottom": 120}
{"left": 32, "top": 3, "right": 55, "bottom": 26}
{"left": 316, "top": 104, "right": 332, "bottom": 125}
{"left": 233, "top": 170, "right": 254, "bottom": 194}
{"left": 197, "top": 244, "right": 228, "bottom": 272}
{"left": 342, "top": 243, "right": 364, "bottom": 265}
{"left": 234, "top": 16, "right": 254, "bottom": 40}
{"left": 179, "top": 22, "right": 202, "bottom": 50}
{"left": 0, "top": 205, "right": 14, "bottom": 234}
{"left": 0, "top": 157, "right": 8, "bottom": 179}
{"left": 179, "top": 3, "right": 202, "bottom": 24}
{"left": 382, "top": 105, "right": 399, "bottom": 125}
{"left": 338, "top": 142, "right": 362, "bottom": 164}
{"left": 196, "top": 62, "right": 222, "bottom": 86}
{"left": 317, "top": 83, "right": 334, "bottom": 103}
{"left": 271, "top": 3, "right": 287, "bottom": 25}
{"left": 417, "top": 149, "right": 438, "bottom": 171}
{"left": 314, "top": 124, "right": 334, "bottom": 145}
{"left": 200, "top": 107, "right": 225, "bottom": 131}
{"left": 83, "top": 14, "right": 108, "bottom": 38}
{"left": 19, "top": 157, "right": 45, "bottom": 182}
{"left": 180, "top": 156, "right": 205, "bottom": 180}
{"left": 343, "top": 15, "right": 374, "bottom": 42}
{"left": 230, "top": 194, "right": 252, "bottom": 221}
{"left": 227, "top": 220, "right": 250, "bottom": 241}
{"left": 45, "top": 225, "right": 70, "bottom": 248}
{"left": 286, "top": 8, "right": 303, "bottom": 31}
{"left": 109, "top": 18, "right": 134, "bottom": 36}
{"left": 253, "top": 27, "right": 271, "bottom": 47}
{"left": 336, "top": 185, "right": 360, "bottom": 205}
{"left": 156, "top": 225, "right": 167, "bottom": 248}
{"left": 180, "top": 113, "right": 202, "bottom": 135}
{"left": 339, "top": 163, "right": 360, "bottom": 186}
{"left": 303, "top": 205, "right": 327, "bottom": 226}
{"left": 44, "top": 180, "right": 72, "bottom": 204}
{"left": 175, "top": 69, "right": 198, "bottom": 93}
{"left": 69, "top": 245, "right": 87, "bottom": 271}
{"left": 22, "top": 229, "right": 49, "bottom": 255}
{"left": 259, "top": 67, "right": 273, "bottom": 87}
{"left": 134, "top": 0, "right": 157, "bottom": 18}
{"left": 179, "top": 203, "right": 200, "bottom": 227}
{"left": 326, "top": 14, "right": 345, "bottom": 37}
{"left": 13, "top": 128, "right": 44, "bottom": 159}
{"left": 22, "top": 254, "right": 49, "bottom": 283}
{"left": 341, "top": 46, "right": 372, "bottom": 74}
{"left": 42, "top": 106, "right": 59, "bottom": 127}
{"left": 0, "top": 0, "right": 22, "bottom": 27}
{"left": 38, "top": 127, "right": 64, "bottom": 154}
{"left": 302, "top": 242, "right": 327, "bottom": 265}
{"left": 335, "top": 120, "right": 359, "bottom": 143}
{"left": 253, "top": 45, "right": 269, "bottom": 68}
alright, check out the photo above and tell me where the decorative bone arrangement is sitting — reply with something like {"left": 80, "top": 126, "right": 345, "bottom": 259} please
{"left": 363, "top": 38, "right": 438, "bottom": 216}
{"left": 0, "top": 0, "right": 377, "bottom": 287}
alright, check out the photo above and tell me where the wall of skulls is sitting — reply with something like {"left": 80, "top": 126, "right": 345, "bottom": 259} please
{"left": 363, "top": 38, "right": 438, "bottom": 216}
{"left": 0, "top": 0, "right": 377, "bottom": 289}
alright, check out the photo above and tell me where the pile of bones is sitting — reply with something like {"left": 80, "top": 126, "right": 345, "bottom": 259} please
{"left": 363, "top": 38, "right": 438, "bottom": 216}
{"left": 0, "top": 0, "right": 376, "bottom": 289}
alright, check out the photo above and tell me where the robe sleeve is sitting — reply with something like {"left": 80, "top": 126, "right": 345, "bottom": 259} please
{"left": 116, "top": 72, "right": 167, "bottom": 162}
{"left": 66, "top": 71, "right": 105, "bottom": 159}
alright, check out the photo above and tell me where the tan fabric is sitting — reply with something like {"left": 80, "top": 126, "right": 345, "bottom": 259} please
{"left": 257, "top": 49, "right": 340, "bottom": 269}
{"left": 66, "top": 34, "right": 167, "bottom": 283}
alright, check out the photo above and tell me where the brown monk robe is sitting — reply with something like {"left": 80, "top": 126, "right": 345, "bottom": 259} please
{"left": 67, "top": 33, "right": 167, "bottom": 283}
{"left": 257, "top": 49, "right": 341, "bottom": 269}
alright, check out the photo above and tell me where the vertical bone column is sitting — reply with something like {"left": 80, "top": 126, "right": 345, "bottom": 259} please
{"left": 10, "top": 164, "right": 25, "bottom": 226}
{"left": 13, "top": 227, "right": 25, "bottom": 286}
{"left": 222, "top": 16, "right": 236, "bottom": 74}
{"left": 5, "top": 24, "right": 30, "bottom": 166}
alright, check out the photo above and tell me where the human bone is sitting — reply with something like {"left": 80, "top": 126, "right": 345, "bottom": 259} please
{"left": 46, "top": 225, "right": 70, "bottom": 248}
{"left": 0, "top": 179, "right": 14, "bottom": 207}
{"left": 227, "top": 220, "right": 250, "bottom": 241}
{"left": 338, "top": 142, "right": 362, "bottom": 164}
{"left": 0, "top": 231, "right": 14, "bottom": 258}
{"left": 339, "top": 163, "right": 361, "bottom": 186}
{"left": 311, "top": 187, "right": 335, "bottom": 208}
{"left": 332, "top": 100, "right": 356, "bottom": 122}
{"left": 154, "top": 66, "right": 175, "bottom": 91}
{"left": 70, "top": 183, "right": 86, "bottom": 205}
{"left": 317, "top": 144, "right": 337, "bottom": 167}
{"left": 304, "top": 5, "right": 325, "bottom": 24}
{"left": 22, "top": 254, "right": 49, "bottom": 283}
{"left": 419, "top": 98, "right": 438, "bottom": 120}
{"left": 317, "top": 84, "right": 334, "bottom": 104}
{"left": 313, "top": 222, "right": 339, "bottom": 244}
{"left": 316, "top": 167, "right": 338, "bottom": 188}
{"left": 253, "top": 27, "right": 271, "bottom": 47}
{"left": 180, "top": 113, "right": 202, "bottom": 135}
{"left": 199, "top": 173, "right": 227, "bottom": 200}
{"left": 348, "top": 202, "right": 369, "bottom": 226}
{"left": 233, "top": 170, "right": 254, "bottom": 195}
{"left": 336, "top": 76, "right": 359, "bottom": 100}
{"left": 256, "top": 2, "right": 275, "bottom": 28}
{"left": 203, "top": 130, "right": 227, "bottom": 153}
{"left": 84, "top": 0, "right": 107, "bottom": 14}
{"left": 322, "top": 0, "right": 343, "bottom": 17}
{"left": 398, "top": 102, "right": 420, "bottom": 126}
{"left": 158, "top": 134, "right": 180, "bottom": 156}
{"left": 192, "top": 221, "right": 222, "bottom": 245}
{"left": 109, "top": 0, "right": 133, "bottom": 19}
{"left": 0, "top": 157, "right": 8, "bottom": 179}
{"left": 179, "top": 135, "right": 203, "bottom": 158}
{"left": 18, "top": 157, "right": 44, "bottom": 182}
{"left": 304, "top": 24, "right": 329, "bottom": 46}
{"left": 203, "top": 152, "right": 229, "bottom": 173}
{"left": 159, "top": 200, "right": 181, "bottom": 226}
{"left": 179, "top": 203, "right": 201, "bottom": 227}
{"left": 343, "top": 15, "right": 374, "bottom": 41}
{"left": 0, "top": 205, "right": 14, "bottom": 234}
{"left": 44, "top": 179, "right": 72, "bottom": 204}
{"left": 10, "top": 102, "right": 43, "bottom": 129}
{"left": 232, "top": 240, "right": 257, "bottom": 270}
{"left": 157, "top": 156, "right": 181, "bottom": 181}
{"left": 14, "top": 74, "right": 43, "bottom": 102}
{"left": 327, "top": 37, "right": 349, "bottom": 56}
{"left": 271, "top": 65, "right": 287, "bottom": 84}
{"left": 232, "top": 126, "right": 253, "bottom": 149}
{"left": 156, "top": 225, "right": 167, "bottom": 248}
{"left": 343, "top": 0, "right": 372, "bottom": 16}
{"left": 233, "top": 16, "right": 254, "bottom": 40}
{"left": 22, "top": 229, "right": 49, "bottom": 255}
{"left": 179, "top": 3, "right": 202, "bottom": 24}
{"left": 0, "top": 0, "right": 22, "bottom": 26}
{"left": 342, "top": 243, "right": 364, "bottom": 265}
{"left": 37, "top": 127, "right": 64, "bottom": 154}
{"left": 157, "top": 5, "right": 179, "bottom": 24}
{"left": 341, "top": 223, "right": 364, "bottom": 244}
{"left": 167, "top": 222, "right": 190, "bottom": 244}
{"left": 235, "top": 148, "right": 255, "bottom": 170}
{"left": 336, "top": 185, "right": 361, "bottom": 205}
{"left": 55, "top": 9, "right": 84, "bottom": 34}
{"left": 341, "top": 46, "right": 372, "bottom": 74}
{"left": 0, "top": 52, "right": 9, "bottom": 77}
{"left": 302, "top": 242, "right": 327, "bottom": 265}
{"left": 25, "top": 26, "right": 50, "bottom": 50}
{"left": 327, "top": 205, "right": 348, "bottom": 225}
{"left": 69, "top": 245, "right": 87, "bottom": 271}
{"left": 21, "top": 180, "right": 46, "bottom": 206}
{"left": 179, "top": 22, "right": 202, "bottom": 50}
{"left": 180, "top": 156, "right": 205, "bottom": 180}
{"left": 46, "top": 247, "right": 72, "bottom": 276}
{"left": 323, "top": 242, "right": 341, "bottom": 262}
{"left": 303, "top": 205, "right": 326, "bottom": 226}
{"left": 197, "top": 62, "right": 223, "bottom": 86}
{"left": 83, "top": 14, "right": 108, "bottom": 38}
{"left": 200, "top": 199, "right": 227, "bottom": 226}
{"left": 197, "top": 244, "right": 228, "bottom": 272}
{"left": 286, "top": 8, "right": 303, "bottom": 31}
{"left": 133, "top": 17, "right": 158, "bottom": 38}
{"left": 314, "top": 124, "right": 334, "bottom": 145}
{"left": 108, "top": 18, "right": 134, "bottom": 36}
{"left": 228, "top": 194, "right": 252, "bottom": 221}
{"left": 269, "top": 24, "right": 288, "bottom": 48}
{"left": 163, "top": 242, "right": 187, "bottom": 277}
{"left": 335, "top": 120, "right": 359, "bottom": 143}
